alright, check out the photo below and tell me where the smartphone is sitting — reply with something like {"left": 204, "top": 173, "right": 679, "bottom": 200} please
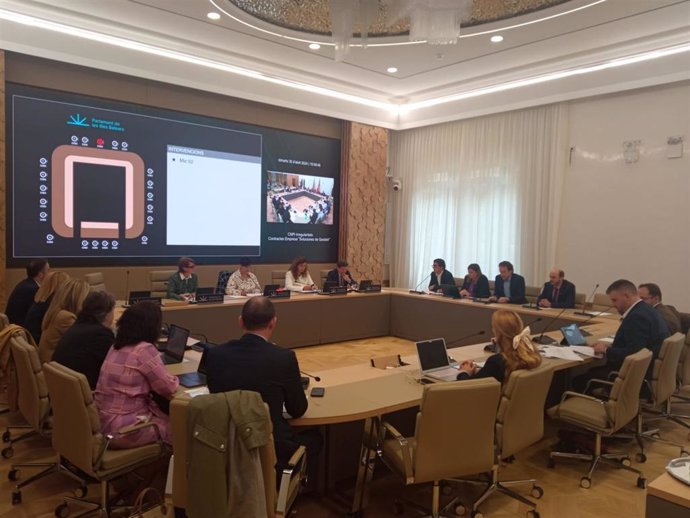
{"left": 310, "top": 387, "right": 325, "bottom": 397}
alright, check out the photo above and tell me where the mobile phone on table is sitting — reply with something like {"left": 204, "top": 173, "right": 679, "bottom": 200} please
{"left": 310, "top": 387, "right": 325, "bottom": 397}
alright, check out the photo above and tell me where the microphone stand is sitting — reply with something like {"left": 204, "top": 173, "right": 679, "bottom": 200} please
{"left": 574, "top": 283, "right": 600, "bottom": 316}
{"left": 409, "top": 273, "right": 431, "bottom": 294}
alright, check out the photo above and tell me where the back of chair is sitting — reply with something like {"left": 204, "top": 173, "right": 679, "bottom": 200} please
{"left": 525, "top": 286, "right": 540, "bottom": 304}
{"left": 413, "top": 378, "right": 500, "bottom": 483}
{"left": 43, "top": 362, "right": 103, "bottom": 476}
{"left": 150, "top": 270, "right": 176, "bottom": 298}
{"left": 592, "top": 293, "right": 610, "bottom": 311}
{"left": 85, "top": 272, "right": 106, "bottom": 291}
{"left": 271, "top": 270, "right": 286, "bottom": 286}
{"left": 0, "top": 312, "right": 9, "bottom": 331}
{"left": 216, "top": 270, "right": 232, "bottom": 293}
{"left": 574, "top": 292, "right": 586, "bottom": 306}
{"left": 497, "top": 365, "right": 554, "bottom": 458}
{"left": 650, "top": 333, "right": 685, "bottom": 404}
{"left": 10, "top": 336, "right": 50, "bottom": 432}
{"left": 679, "top": 331, "right": 690, "bottom": 387}
{"left": 605, "top": 349, "right": 653, "bottom": 431}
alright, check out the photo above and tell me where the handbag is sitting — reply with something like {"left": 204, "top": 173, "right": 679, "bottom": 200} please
{"left": 128, "top": 487, "right": 169, "bottom": 518}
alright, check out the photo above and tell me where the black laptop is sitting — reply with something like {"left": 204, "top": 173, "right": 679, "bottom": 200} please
{"left": 177, "top": 343, "right": 216, "bottom": 387}
{"left": 440, "top": 284, "right": 460, "bottom": 298}
{"left": 196, "top": 287, "right": 216, "bottom": 296}
{"left": 158, "top": 324, "right": 189, "bottom": 365}
{"left": 263, "top": 284, "right": 281, "bottom": 296}
{"left": 127, "top": 290, "right": 161, "bottom": 306}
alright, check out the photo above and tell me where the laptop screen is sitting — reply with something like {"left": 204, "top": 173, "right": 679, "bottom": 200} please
{"left": 263, "top": 284, "right": 280, "bottom": 296}
{"left": 416, "top": 338, "right": 450, "bottom": 372}
{"left": 561, "top": 323, "right": 587, "bottom": 346}
{"left": 165, "top": 324, "right": 190, "bottom": 362}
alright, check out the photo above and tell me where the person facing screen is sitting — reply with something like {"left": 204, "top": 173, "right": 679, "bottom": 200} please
{"left": 285, "top": 256, "right": 316, "bottom": 292}
{"left": 167, "top": 257, "right": 198, "bottom": 301}
{"left": 39, "top": 278, "right": 90, "bottom": 363}
{"left": 226, "top": 257, "right": 262, "bottom": 296}
{"left": 24, "top": 270, "right": 71, "bottom": 344}
{"left": 457, "top": 309, "right": 542, "bottom": 383}
{"left": 459, "top": 263, "right": 490, "bottom": 298}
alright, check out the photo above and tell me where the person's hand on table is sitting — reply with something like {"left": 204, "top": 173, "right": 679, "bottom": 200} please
{"left": 539, "top": 299, "right": 551, "bottom": 308}
{"left": 497, "top": 297, "right": 509, "bottom": 304}
{"left": 459, "top": 360, "right": 477, "bottom": 375}
{"left": 459, "top": 289, "right": 469, "bottom": 297}
{"left": 591, "top": 341, "right": 610, "bottom": 355}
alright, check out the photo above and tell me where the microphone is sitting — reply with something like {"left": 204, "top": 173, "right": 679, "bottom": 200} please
{"left": 532, "top": 308, "right": 568, "bottom": 345}
{"left": 446, "top": 329, "right": 486, "bottom": 349}
{"left": 124, "top": 270, "right": 131, "bottom": 305}
{"left": 409, "top": 273, "right": 431, "bottom": 294}
{"left": 300, "top": 370, "right": 321, "bottom": 382}
{"left": 484, "top": 317, "right": 543, "bottom": 352}
{"left": 575, "top": 283, "right": 599, "bottom": 316}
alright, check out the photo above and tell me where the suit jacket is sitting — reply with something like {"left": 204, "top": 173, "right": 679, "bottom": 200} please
{"left": 52, "top": 321, "right": 115, "bottom": 389}
{"left": 654, "top": 304, "right": 681, "bottom": 335}
{"left": 428, "top": 270, "right": 455, "bottom": 292}
{"left": 205, "top": 333, "right": 308, "bottom": 448}
{"left": 5, "top": 278, "right": 39, "bottom": 325}
{"left": 326, "top": 268, "right": 357, "bottom": 287}
{"left": 537, "top": 279, "right": 576, "bottom": 308}
{"left": 460, "top": 274, "right": 491, "bottom": 298}
{"left": 493, "top": 274, "right": 527, "bottom": 304}
{"left": 607, "top": 300, "right": 670, "bottom": 369}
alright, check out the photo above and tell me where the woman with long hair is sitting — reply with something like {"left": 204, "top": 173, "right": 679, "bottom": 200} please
{"left": 24, "top": 270, "right": 71, "bottom": 343}
{"left": 285, "top": 256, "right": 316, "bottom": 292}
{"left": 38, "top": 278, "right": 90, "bottom": 363}
{"left": 457, "top": 310, "right": 542, "bottom": 383}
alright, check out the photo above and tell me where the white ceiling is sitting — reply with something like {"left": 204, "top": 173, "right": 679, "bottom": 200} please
{"left": 1, "top": 0, "right": 689, "bottom": 129}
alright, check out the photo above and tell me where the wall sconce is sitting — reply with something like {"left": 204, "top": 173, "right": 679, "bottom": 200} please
{"left": 623, "top": 140, "right": 640, "bottom": 164}
{"left": 666, "top": 136, "right": 684, "bottom": 159}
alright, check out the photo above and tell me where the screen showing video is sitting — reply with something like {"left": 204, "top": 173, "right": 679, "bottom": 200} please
{"left": 6, "top": 84, "right": 340, "bottom": 266}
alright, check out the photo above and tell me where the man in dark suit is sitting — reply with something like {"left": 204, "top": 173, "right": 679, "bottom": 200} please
{"left": 326, "top": 260, "right": 357, "bottom": 288}
{"left": 490, "top": 260, "right": 526, "bottom": 304}
{"left": 5, "top": 259, "right": 49, "bottom": 325}
{"left": 538, "top": 268, "right": 576, "bottom": 308}
{"left": 573, "top": 279, "right": 670, "bottom": 392}
{"left": 638, "top": 283, "right": 682, "bottom": 335}
{"left": 205, "top": 297, "right": 321, "bottom": 481}
{"left": 428, "top": 258, "right": 455, "bottom": 292}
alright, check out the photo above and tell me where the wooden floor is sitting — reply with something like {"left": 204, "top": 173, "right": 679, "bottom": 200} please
{"left": 1, "top": 336, "right": 689, "bottom": 518}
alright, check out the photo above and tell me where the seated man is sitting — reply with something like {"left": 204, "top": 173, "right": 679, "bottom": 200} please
{"left": 326, "top": 260, "right": 357, "bottom": 288}
{"left": 572, "top": 279, "right": 670, "bottom": 392}
{"left": 5, "top": 259, "right": 49, "bottom": 325}
{"left": 638, "top": 283, "right": 682, "bottom": 335}
{"left": 428, "top": 258, "right": 455, "bottom": 293}
{"left": 538, "top": 268, "right": 576, "bottom": 308}
{"left": 205, "top": 297, "right": 321, "bottom": 481}
{"left": 489, "top": 260, "right": 526, "bottom": 304}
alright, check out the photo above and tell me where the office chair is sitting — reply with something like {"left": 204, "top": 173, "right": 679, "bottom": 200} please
{"left": 43, "top": 361, "right": 168, "bottom": 518}
{"left": 84, "top": 272, "right": 106, "bottom": 291}
{"left": 375, "top": 379, "right": 501, "bottom": 518}
{"left": 669, "top": 330, "right": 690, "bottom": 434}
{"left": 548, "top": 348, "right": 652, "bottom": 489}
{"left": 0, "top": 312, "right": 11, "bottom": 415}
{"left": 150, "top": 270, "right": 176, "bottom": 298}
{"left": 215, "top": 270, "right": 232, "bottom": 294}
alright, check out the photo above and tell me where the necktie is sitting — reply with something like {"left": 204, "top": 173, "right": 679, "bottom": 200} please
{"left": 553, "top": 287, "right": 559, "bottom": 302}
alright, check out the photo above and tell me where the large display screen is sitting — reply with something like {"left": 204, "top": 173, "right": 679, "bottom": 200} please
{"left": 6, "top": 84, "right": 340, "bottom": 266}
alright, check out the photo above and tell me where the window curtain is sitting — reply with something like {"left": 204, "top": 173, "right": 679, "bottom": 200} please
{"left": 389, "top": 103, "right": 568, "bottom": 289}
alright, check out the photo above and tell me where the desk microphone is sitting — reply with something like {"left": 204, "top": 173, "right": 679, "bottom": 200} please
{"left": 532, "top": 308, "right": 568, "bottom": 345}
{"left": 300, "top": 370, "right": 321, "bottom": 382}
{"left": 409, "top": 273, "right": 431, "bottom": 294}
{"left": 484, "top": 317, "right": 544, "bottom": 352}
{"left": 575, "top": 283, "right": 599, "bottom": 316}
{"left": 446, "top": 330, "right": 486, "bottom": 348}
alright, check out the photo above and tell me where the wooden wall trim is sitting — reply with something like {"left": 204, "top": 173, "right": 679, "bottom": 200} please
{"left": 338, "top": 121, "right": 351, "bottom": 259}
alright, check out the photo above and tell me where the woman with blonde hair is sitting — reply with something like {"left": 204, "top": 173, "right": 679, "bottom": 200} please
{"left": 24, "top": 271, "right": 71, "bottom": 343}
{"left": 457, "top": 309, "right": 542, "bottom": 383}
{"left": 38, "top": 278, "right": 90, "bottom": 363}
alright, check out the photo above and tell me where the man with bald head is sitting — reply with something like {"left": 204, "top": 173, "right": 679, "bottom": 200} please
{"left": 537, "top": 268, "right": 576, "bottom": 308}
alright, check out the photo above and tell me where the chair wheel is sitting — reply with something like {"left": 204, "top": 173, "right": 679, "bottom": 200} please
{"left": 621, "top": 457, "right": 632, "bottom": 467}
{"left": 1, "top": 446, "right": 14, "bottom": 459}
{"left": 527, "top": 511, "right": 540, "bottom": 518}
{"left": 2, "top": 430, "right": 10, "bottom": 442}
{"left": 580, "top": 477, "right": 592, "bottom": 489}
{"left": 392, "top": 500, "right": 404, "bottom": 515}
{"left": 455, "top": 504, "right": 467, "bottom": 516}
{"left": 547, "top": 458, "right": 555, "bottom": 469}
{"left": 636, "top": 453, "right": 647, "bottom": 463}
{"left": 441, "top": 482, "right": 453, "bottom": 496}
{"left": 471, "top": 511, "right": 484, "bottom": 518}
{"left": 74, "top": 485, "right": 87, "bottom": 498}
{"left": 637, "top": 477, "right": 647, "bottom": 489}
{"left": 11, "top": 490, "right": 21, "bottom": 505}
{"left": 681, "top": 449, "right": 689, "bottom": 457}
{"left": 531, "top": 485, "right": 544, "bottom": 499}
{"left": 8, "top": 469, "right": 19, "bottom": 481}
{"left": 55, "top": 503, "right": 70, "bottom": 517}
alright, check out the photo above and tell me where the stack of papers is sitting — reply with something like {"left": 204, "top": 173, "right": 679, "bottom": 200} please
{"left": 540, "top": 346, "right": 584, "bottom": 362}
{"left": 569, "top": 345, "right": 599, "bottom": 358}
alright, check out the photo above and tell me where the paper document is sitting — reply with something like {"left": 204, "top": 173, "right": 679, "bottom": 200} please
{"left": 475, "top": 361, "right": 486, "bottom": 368}
{"left": 185, "top": 387, "right": 209, "bottom": 398}
{"left": 570, "top": 345, "right": 599, "bottom": 358}
{"left": 599, "top": 337, "right": 615, "bottom": 344}
{"left": 541, "top": 346, "right": 584, "bottom": 362}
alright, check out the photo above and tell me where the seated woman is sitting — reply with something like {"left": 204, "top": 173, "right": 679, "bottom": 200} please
{"left": 167, "top": 257, "right": 198, "bottom": 301}
{"left": 24, "top": 270, "right": 71, "bottom": 344}
{"left": 285, "top": 256, "right": 317, "bottom": 292}
{"left": 226, "top": 257, "right": 262, "bottom": 296}
{"left": 456, "top": 309, "right": 542, "bottom": 384}
{"left": 52, "top": 291, "right": 116, "bottom": 390}
{"left": 95, "top": 301, "right": 179, "bottom": 447}
{"left": 459, "top": 263, "right": 491, "bottom": 299}
{"left": 38, "top": 279, "right": 90, "bottom": 363}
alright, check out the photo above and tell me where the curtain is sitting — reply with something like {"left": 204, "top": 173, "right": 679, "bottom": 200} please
{"left": 389, "top": 103, "right": 568, "bottom": 289}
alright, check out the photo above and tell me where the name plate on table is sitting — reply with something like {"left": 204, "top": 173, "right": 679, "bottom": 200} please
{"left": 195, "top": 293, "right": 224, "bottom": 304}
{"left": 358, "top": 284, "right": 382, "bottom": 293}
{"left": 128, "top": 296, "right": 162, "bottom": 306}
{"left": 323, "top": 286, "right": 348, "bottom": 295}
{"left": 268, "top": 290, "right": 291, "bottom": 299}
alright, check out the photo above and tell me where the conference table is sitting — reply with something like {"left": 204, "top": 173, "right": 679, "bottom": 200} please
{"left": 164, "top": 289, "right": 620, "bottom": 514}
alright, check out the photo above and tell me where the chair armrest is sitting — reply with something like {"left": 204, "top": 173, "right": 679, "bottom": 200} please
{"left": 584, "top": 378, "right": 615, "bottom": 396}
{"left": 379, "top": 421, "right": 414, "bottom": 483}
{"left": 285, "top": 445, "right": 306, "bottom": 470}
{"left": 96, "top": 421, "right": 163, "bottom": 468}
{"left": 276, "top": 445, "right": 307, "bottom": 516}
{"left": 559, "top": 390, "right": 606, "bottom": 406}
{"left": 607, "top": 371, "right": 620, "bottom": 381}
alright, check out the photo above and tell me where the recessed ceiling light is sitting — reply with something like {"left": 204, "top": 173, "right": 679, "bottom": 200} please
{"left": 309, "top": 43, "right": 321, "bottom": 50}
{"left": 387, "top": 67, "right": 398, "bottom": 73}
{"left": 490, "top": 35, "right": 504, "bottom": 43}
{"left": 207, "top": 12, "right": 221, "bottom": 20}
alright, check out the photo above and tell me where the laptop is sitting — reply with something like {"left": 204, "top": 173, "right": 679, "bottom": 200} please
{"left": 158, "top": 324, "right": 189, "bottom": 365}
{"left": 322, "top": 281, "right": 338, "bottom": 293}
{"left": 177, "top": 343, "right": 216, "bottom": 387}
{"left": 415, "top": 338, "right": 459, "bottom": 382}
{"left": 127, "top": 291, "right": 161, "bottom": 306}
{"left": 263, "top": 284, "right": 281, "bottom": 296}
{"left": 560, "top": 323, "right": 587, "bottom": 346}
{"left": 356, "top": 280, "right": 373, "bottom": 292}
{"left": 440, "top": 284, "right": 460, "bottom": 298}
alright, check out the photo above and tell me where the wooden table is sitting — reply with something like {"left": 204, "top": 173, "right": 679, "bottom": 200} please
{"left": 646, "top": 472, "right": 690, "bottom": 517}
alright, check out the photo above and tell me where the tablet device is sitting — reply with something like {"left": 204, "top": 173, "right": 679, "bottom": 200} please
{"left": 560, "top": 323, "right": 587, "bottom": 346}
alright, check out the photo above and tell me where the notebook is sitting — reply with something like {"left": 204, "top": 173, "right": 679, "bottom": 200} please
{"left": 415, "top": 338, "right": 459, "bottom": 382}
{"left": 158, "top": 324, "right": 189, "bottom": 365}
{"left": 177, "top": 343, "right": 216, "bottom": 387}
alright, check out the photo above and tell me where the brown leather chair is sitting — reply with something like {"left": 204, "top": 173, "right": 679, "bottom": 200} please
{"left": 170, "top": 394, "right": 306, "bottom": 518}
{"left": 375, "top": 378, "right": 501, "bottom": 518}
{"left": 525, "top": 285, "right": 541, "bottom": 304}
{"left": 670, "top": 330, "right": 690, "bottom": 426}
{"left": 84, "top": 272, "right": 106, "bottom": 291}
{"left": 150, "top": 270, "right": 176, "bottom": 298}
{"left": 271, "top": 270, "right": 287, "bottom": 286}
{"left": 43, "top": 361, "right": 167, "bottom": 518}
{"left": 458, "top": 365, "right": 554, "bottom": 518}
{"left": 548, "top": 348, "right": 652, "bottom": 489}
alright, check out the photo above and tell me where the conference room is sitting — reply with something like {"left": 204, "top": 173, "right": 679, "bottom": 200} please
{"left": 0, "top": 1, "right": 689, "bottom": 517}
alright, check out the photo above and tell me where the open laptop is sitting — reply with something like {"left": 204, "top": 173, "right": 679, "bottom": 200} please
{"left": 560, "top": 323, "right": 587, "bottom": 346}
{"left": 263, "top": 284, "right": 281, "bottom": 296}
{"left": 355, "top": 280, "right": 373, "bottom": 292}
{"left": 196, "top": 287, "right": 216, "bottom": 296}
{"left": 177, "top": 343, "right": 216, "bottom": 387}
{"left": 440, "top": 284, "right": 460, "bottom": 298}
{"left": 158, "top": 324, "right": 189, "bottom": 365}
{"left": 416, "top": 338, "right": 459, "bottom": 382}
